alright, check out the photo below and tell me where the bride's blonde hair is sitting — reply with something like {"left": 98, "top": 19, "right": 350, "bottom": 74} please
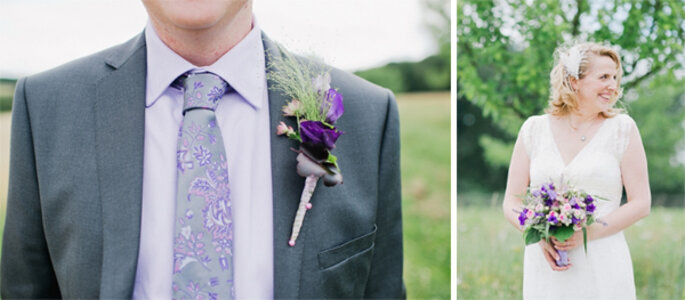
{"left": 545, "top": 42, "right": 624, "bottom": 118}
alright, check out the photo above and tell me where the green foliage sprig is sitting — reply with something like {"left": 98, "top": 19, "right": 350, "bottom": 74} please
{"left": 266, "top": 49, "right": 331, "bottom": 123}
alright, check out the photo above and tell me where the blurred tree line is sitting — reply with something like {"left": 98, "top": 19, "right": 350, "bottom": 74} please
{"left": 0, "top": 1, "right": 452, "bottom": 112}
{"left": 457, "top": 0, "right": 685, "bottom": 205}
{"left": 355, "top": 0, "right": 451, "bottom": 93}
{"left": 0, "top": 78, "right": 15, "bottom": 112}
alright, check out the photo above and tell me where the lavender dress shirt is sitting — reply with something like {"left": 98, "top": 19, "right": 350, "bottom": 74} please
{"left": 133, "top": 20, "right": 274, "bottom": 299}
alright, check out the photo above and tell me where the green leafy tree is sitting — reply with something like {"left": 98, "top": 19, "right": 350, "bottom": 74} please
{"left": 457, "top": 0, "right": 685, "bottom": 200}
{"left": 626, "top": 74, "right": 685, "bottom": 197}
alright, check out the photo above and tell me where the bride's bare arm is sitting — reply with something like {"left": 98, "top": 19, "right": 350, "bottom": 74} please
{"left": 502, "top": 133, "right": 530, "bottom": 230}
{"left": 503, "top": 129, "right": 570, "bottom": 271}
{"left": 587, "top": 121, "right": 651, "bottom": 240}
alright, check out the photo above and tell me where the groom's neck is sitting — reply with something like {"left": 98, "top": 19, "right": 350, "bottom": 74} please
{"left": 147, "top": 3, "right": 253, "bottom": 67}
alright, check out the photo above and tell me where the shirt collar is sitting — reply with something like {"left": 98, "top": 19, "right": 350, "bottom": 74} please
{"left": 144, "top": 17, "right": 266, "bottom": 109}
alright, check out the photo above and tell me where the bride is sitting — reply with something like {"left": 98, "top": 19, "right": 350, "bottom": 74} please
{"left": 502, "top": 42, "right": 651, "bottom": 299}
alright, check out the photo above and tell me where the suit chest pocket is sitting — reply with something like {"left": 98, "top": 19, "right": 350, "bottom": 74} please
{"left": 316, "top": 225, "right": 377, "bottom": 297}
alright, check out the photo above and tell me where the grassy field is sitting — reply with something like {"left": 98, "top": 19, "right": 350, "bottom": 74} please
{"left": 397, "top": 92, "right": 451, "bottom": 298}
{"left": 0, "top": 112, "right": 8, "bottom": 252}
{"left": 457, "top": 202, "right": 685, "bottom": 299}
{"left": 0, "top": 92, "right": 451, "bottom": 298}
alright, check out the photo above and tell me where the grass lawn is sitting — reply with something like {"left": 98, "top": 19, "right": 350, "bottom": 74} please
{"left": 0, "top": 91, "right": 452, "bottom": 298}
{"left": 397, "top": 92, "right": 451, "bottom": 298}
{"left": 0, "top": 112, "right": 9, "bottom": 252}
{"left": 457, "top": 203, "right": 685, "bottom": 299}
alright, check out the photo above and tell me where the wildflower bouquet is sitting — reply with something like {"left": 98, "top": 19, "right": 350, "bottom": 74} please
{"left": 518, "top": 181, "right": 599, "bottom": 266}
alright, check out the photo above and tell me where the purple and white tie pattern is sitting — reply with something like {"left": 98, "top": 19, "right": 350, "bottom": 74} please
{"left": 173, "top": 72, "right": 233, "bottom": 300}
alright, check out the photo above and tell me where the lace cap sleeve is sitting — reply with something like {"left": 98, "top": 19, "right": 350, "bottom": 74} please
{"left": 614, "top": 114, "right": 636, "bottom": 161}
{"left": 518, "top": 116, "right": 539, "bottom": 157}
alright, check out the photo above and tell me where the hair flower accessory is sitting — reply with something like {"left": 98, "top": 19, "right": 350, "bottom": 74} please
{"left": 267, "top": 49, "right": 345, "bottom": 246}
{"left": 560, "top": 45, "right": 584, "bottom": 79}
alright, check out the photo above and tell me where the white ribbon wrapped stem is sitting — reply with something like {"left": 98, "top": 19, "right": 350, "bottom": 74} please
{"left": 288, "top": 175, "right": 320, "bottom": 246}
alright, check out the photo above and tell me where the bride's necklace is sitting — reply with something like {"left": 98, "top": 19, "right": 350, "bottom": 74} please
{"left": 568, "top": 115, "right": 599, "bottom": 142}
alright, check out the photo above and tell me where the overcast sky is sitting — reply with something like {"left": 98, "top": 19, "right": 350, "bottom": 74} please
{"left": 0, "top": 0, "right": 439, "bottom": 78}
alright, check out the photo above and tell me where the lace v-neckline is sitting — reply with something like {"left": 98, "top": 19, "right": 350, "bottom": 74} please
{"left": 546, "top": 114, "right": 609, "bottom": 168}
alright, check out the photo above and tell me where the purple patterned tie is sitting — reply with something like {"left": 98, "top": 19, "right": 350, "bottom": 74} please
{"left": 173, "top": 72, "right": 234, "bottom": 299}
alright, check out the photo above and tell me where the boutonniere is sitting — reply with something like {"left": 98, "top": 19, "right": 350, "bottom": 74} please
{"left": 268, "top": 51, "right": 344, "bottom": 247}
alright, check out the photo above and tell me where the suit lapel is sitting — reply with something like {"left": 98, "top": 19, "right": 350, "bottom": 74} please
{"left": 95, "top": 32, "right": 147, "bottom": 298}
{"left": 262, "top": 34, "right": 309, "bottom": 299}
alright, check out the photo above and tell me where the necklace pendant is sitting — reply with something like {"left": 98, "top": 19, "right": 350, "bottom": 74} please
{"left": 581, "top": 135, "right": 586, "bottom": 142}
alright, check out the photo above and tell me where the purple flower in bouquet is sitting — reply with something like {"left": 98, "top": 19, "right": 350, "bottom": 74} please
{"left": 300, "top": 121, "right": 343, "bottom": 150}
{"left": 532, "top": 189, "right": 541, "bottom": 197}
{"left": 541, "top": 182, "right": 558, "bottom": 201}
{"left": 571, "top": 215, "right": 580, "bottom": 225}
{"left": 587, "top": 202, "right": 596, "bottom": 213}
{"left": 547, "top": 189, "right": 558, "bottom": 201}
{"left": 311, "top": 73, "right": 343, "bottom": 124}
{"left": 323, "top": 89, "right": 344, "bottom": 124}
{"left": 518, "top": 208, "right": 529, "bottom": 226}
{"left": 547, "top": 211, "right": 558, "bottom": 225}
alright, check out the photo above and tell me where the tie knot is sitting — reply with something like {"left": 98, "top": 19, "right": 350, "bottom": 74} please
{"left": 181, "top": 72, "right": 229, "bottom": 112}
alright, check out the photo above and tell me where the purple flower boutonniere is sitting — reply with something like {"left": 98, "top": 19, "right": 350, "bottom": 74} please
{"left": 268, "top": 51, "right": 344, "bottom": 246}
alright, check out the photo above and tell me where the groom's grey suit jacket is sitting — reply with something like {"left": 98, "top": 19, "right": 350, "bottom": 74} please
{"left": 1, "top": 32, "right": 404, "bottom": 299}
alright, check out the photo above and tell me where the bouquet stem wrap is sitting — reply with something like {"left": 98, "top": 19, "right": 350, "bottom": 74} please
{"left": 288, "top": 175, "right": 320, "bottom": 246}
{"left": 556, "top": 250, "right": 569, "bottom": 267}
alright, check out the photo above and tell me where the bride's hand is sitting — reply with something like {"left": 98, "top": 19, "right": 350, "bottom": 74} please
{"left": 538, "top": 240, "right": 572, "bottom": 271}
{"left": 551, "top": 231, "right": 583, "bottom": 251}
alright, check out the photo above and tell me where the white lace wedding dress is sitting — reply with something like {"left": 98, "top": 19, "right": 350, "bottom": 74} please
{"left": 519, "top": 114, "right": 636, "bottom": 300}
